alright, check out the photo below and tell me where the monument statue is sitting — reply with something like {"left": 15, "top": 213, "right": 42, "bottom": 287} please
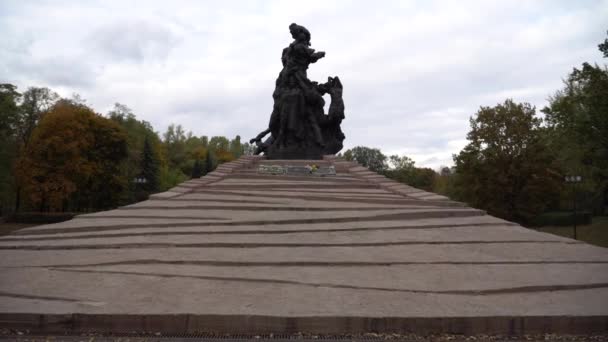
{"left": 250, "top": 23, "right": 345, "bottom": 159}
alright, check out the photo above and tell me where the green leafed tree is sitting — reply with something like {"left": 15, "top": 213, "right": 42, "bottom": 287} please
{"left": 0, "top": 84, "right": 20, "bottom": 133}
{"left": 388, "top": 154, "right": 415, "bottom": 170}
{"left": 542, "top": 34, "right": 608, "bottom": 213}
{"left": 229, "top": 135, "right": 244, "bottom": 158}
{"left": 141, "top": 135, "right": 160, "bottom": 193}
{"left": 191, "top": 159, "right": 203, "bottom": 178}
{"left": 108, "top": 103, "right": 165, "bottom": 201}
{"left": 17, "top": 87, "right": 59, "bottom": 146}
{"left": 599, "top": 30, "right": 608, "bottom": 58}
{"left": 11, "top": 87, "right": 60, "bottom": 211}
{"left": 208, "top": 136, "right": 230, "bottom": 153}
{"left": 384, "top": 154, "right": 436, "bottom": 191}
{"left": 204, "top": 148, "right": 214, "bottom": 175}
{"left": 452, "top": 99, "right": 561, "bottom": 222}
{"left": 163, "top": 124, "right": 187, "bottom": 171}
{"left": 343, "top": 146, "right": 388, "bottom": 173}
{"left": 0, "top": 84, "right": 21, "bottom": 214}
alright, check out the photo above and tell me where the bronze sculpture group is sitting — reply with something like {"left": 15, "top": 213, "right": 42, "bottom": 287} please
{"left": 250, "top": 23, "right": 345, "bottom": 159}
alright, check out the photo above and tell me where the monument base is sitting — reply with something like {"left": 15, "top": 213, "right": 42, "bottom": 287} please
{"left": 266, "top": 144, "right": 323, "bottom": 160}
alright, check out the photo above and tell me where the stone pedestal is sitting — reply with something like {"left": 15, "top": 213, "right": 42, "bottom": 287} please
{"left": 266, "top": 144, "right": 323, "bottom": 160}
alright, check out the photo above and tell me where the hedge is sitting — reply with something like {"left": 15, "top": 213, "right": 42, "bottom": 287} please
{"left": 529, "top": 211, "right": 592, "bottom": 227}
{"left": 6, "top": 212, "right": 76, "bottom": 224}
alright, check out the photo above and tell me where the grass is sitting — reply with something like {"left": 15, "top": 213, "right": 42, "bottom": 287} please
{"left": 535, "top": 216, "right": 608, "bottom": 248}
{"left": 0, "top": 223, "right": 39, "bottom": 236}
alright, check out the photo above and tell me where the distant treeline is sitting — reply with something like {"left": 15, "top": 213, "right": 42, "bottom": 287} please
{"left": 0, "top": 91, "right": 253, "bottom": 214}
{"left": 342, "top": 33, "right": 608, "bottom": 224}
{"left": 1, "top": 33, "right": 606, "bottom": 222}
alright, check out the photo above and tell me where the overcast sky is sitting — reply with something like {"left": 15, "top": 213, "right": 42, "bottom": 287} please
{"left": 1, "top": 1, "right": 606, "bottom": 168}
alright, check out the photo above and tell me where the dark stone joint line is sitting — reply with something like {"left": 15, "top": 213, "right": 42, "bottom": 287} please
{"left": 182, "top": 190, "right": 460, "bottom": 206}
{"left": 0, "top": 291, "right": 87, "bottom": 303}
{"left": 115, "top": 206, "right": 431, "bottom": 212}
{"left": 48, "top": 268, "right": 608, "bottom": 296}
{"left": 15, "top": 259, "right": 608, "bottom": 269}
{"left": 0, "top": 240, "right": 576, "bottom": 250}
{"left": 146, "top": 198, "right": 281, "bottom": 205}
{"left": 74, "top": 215, "right": 229, "bottom": 220}
{"left": 12, "top": 211, "right": 490, "bottom": 236}
{"left": 0, "top": 222, "right": 516, "bottom": 241}
{"left": 5, "top": 222, "right": 519, "bottom": 238}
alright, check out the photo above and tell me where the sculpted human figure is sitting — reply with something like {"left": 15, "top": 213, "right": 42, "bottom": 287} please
{"left": 278, "top": 24, "right": 325, "bottom": 90}
{"left": 251, "top": 24, "right": 345, "bottom": 159}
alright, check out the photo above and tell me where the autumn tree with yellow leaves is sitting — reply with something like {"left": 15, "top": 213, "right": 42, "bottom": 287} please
{"left": 15, "top": 100, "right": 127, "bottom": 212}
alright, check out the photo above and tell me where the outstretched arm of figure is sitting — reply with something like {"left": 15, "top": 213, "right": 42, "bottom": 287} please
{"left": 310, "top": 51, "right": 325, "bottom": 63}
{"left": 327, "top": 76, "right": 345, "bottom": 122}
{"left": 250, "top": 128, "right": 271, "bottom": 144}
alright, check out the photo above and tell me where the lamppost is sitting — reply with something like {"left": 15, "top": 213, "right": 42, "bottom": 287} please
{"left": 132, "top": 177, "right": 148, "bottom": 201}
{"left": 133, "top": 177, "right": 148, "bottom": 185}
{"left": 564, "top": 175, "right": 582, "bottom": 240}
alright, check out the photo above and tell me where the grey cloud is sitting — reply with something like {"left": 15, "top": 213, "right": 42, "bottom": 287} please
{"left": 87, "top": 21, "right": 180, "bottom": 63}
{"left": 1, "top": 0, "right": 606, "bottom": 169}
{"left": 24, "top": 56, "right": 98, "bottom": 88}
{"left": 0, "top": 38, "right": 97, "bottom": 88}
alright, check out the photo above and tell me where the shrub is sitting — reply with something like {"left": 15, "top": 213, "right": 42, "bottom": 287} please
{"left": 7, "top": 212, "right": 75, "bottom": 224}
{"left": 529, "top": 211, "right": 592, "bottom": 227}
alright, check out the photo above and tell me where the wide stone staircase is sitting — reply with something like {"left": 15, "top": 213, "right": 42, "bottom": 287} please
{"left": 1, "top": 155, "right": 607, "bottom": 335}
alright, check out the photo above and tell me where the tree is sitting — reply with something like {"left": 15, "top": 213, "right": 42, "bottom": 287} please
{"left": 16, "top": 100, "right": 127, "bottom": 211}
{"left": 440, "top": 166, "right": 452, "bottom": 177}
{"left": 108, "top": 103, "right": 137, "bottom": 122}
{"left": 433, "top": 166, "right": 457, "bottom": 197}
{"left": 0, "top": 84, "right": 20, "bottom": 134}
{"left": 204, "top": 148, "right": 214, "bottom": 175}
{"left": 83, "top": 106, "right": 130, "bottom": 209}
{"left": 0, "top": 84, "right": 21, "bottom": 214}
{"left": 215, "top": 149, "right": 235, "bottom": 164}
{"left": 160, "top": 128, "right": 244, "bottom": 187}
{"left": 207, "top": 135, "right": 234, "bottom": 167}
{"left": 208, "top": 136, "right": 230, "bottom": 152}
{"left": 599, "top": 30, "right": 608, "bottom": 58}
{"left": 384, "top": 154, "right": 436, "bottom": 191}
{"left": 452, "top": 99, "right": 561, "bottom": 222}
{"left": 108, "top": 103, "right": 164, "bottom": 201}
{"left": 191, "top": 159, "right": 203, "bottom": 178}
{"left": 343, "top": 146, "right": 388, "bottom": 173}
{"left": 388, "top": 167, "right": 436, "bottom": 191}
{"left": 16, "top": 87, "right": 59, "bottom": 146}
{"left": 242, "top": 142, "right": 255, "bottom": 155}
{"left": 141, "top": 135, "right": 160, "bottom": 192}
{"left": 229, "top": 135, "right": 244, "bottom": 158}
{"left": 163, "top": 124, "right": 188, "bottom": 172}
{"left": 11, "top": 87, "right": 59, "bottom": 211}
{"left": 388, "top": 154, "right": 415, "bottom": 170}
{"left": 542, "top": 37, "right": 608, "bottom": 213}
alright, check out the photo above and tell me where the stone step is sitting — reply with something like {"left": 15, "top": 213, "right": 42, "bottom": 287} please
{"left": 3, "top": 154, "right": 607, "bottom": 336}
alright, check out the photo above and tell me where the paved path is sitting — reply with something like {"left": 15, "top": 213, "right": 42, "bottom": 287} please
{"left": 1, "top": 156, "right": 607, "bottom": 335}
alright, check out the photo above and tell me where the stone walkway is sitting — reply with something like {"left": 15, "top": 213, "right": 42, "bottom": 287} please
{"left": 0, "top": 156, "right": 607, "bottom": 335}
